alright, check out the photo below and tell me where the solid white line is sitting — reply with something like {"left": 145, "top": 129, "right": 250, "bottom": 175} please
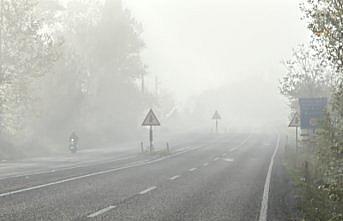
{"left": 0, "top": 144, "right": 204, "bottom": 198}
{"left": 258, "top": 135, "right": 280, "bottom": 221}
{"left": 0, "top": 155, "right": 137, "bottom": 181}
{"left": 87, "top": 205, "right": 117, "bottom": 218}
{"left": 169, "top": 175, "right": 180, "bottom": 180}
{"left": 203, "top": 162, "right": 209, "bottom": 167}
{"left": 139, "top": 186, "right": 157, "bottom": 195}
{"left": 189, "top": 167, "right": 197, "bottom": 172}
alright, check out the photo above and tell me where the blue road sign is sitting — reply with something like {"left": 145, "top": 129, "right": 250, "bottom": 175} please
{"left": 299, "top": 98, "right": 328, "bottom": 129}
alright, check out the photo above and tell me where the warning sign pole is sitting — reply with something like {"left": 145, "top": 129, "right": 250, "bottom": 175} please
{"left": 142, "top": 109, "right": 160, "bottom": 153}
{"left": 212, "top": 110, "right": 221, "bottom": 134}
{"left": 295, "top": 125, "right": 298, "bottom": 152}
{"left": 149, "top": 125, "right": 153, "bottom": 152}
{"left": 289, "top": 112, "right": 300, "bottom": 152}
{"left": 215, "top": 119, "right": 218, "bottom": 134}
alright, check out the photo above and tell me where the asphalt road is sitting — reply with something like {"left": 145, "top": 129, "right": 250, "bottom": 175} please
{"left": 0, "top": 133, "right": 286, "bottom": 221}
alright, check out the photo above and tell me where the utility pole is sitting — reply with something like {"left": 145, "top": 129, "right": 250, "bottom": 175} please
{"left": 0, "top": 0, "right": 3, "bottom": 81}
{"left": 141, "top": 73, "right": 145, "bottom": 94}
{"left": 155, "top": 76, "right": 159, "bottom": 96}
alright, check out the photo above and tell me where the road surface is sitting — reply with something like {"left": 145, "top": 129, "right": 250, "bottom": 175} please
{"left": 0, "top": 133, "right": 289, "bottom": 221}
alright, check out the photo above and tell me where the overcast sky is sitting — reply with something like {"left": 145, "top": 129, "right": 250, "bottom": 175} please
{"left": 123, "top": 0, "right": 310, "bottom": 103}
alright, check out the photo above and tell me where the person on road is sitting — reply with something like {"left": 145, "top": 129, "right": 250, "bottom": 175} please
{"left": 69, "top": 131, "right": 79, "bottom": 144}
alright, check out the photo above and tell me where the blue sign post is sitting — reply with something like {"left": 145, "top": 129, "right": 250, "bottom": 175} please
{"left": 299, "top": 98, "right": 328, "bottom": 131}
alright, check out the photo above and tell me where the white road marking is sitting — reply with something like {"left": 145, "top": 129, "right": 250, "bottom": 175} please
{"left": 213, "top": 157, "right": 220, "bottom": 161}
{"left": 203, "top": 162, "right": 209, "bottom": 167}
{"left": 139, "top": 186, "right": 157, "bottom": 195}
{"left": 222, "top": 153, "right": 227, "bottom": 156}
{"left": 258, "top": 135, "right": 280, "bottom": 221}
{"left": 189, "top": 167, "right": 197, "bottom": 172}
{"left": 0, "top": 144, "right": 204, "bottom": 198}
{"left": 87, "top": 205, "right": 117, "bottom": 218}
{"left": 169, "top": 175, "right": 180, "bottom": 180}
{"left": 229, "top": 135, "right": 251, "bottom": 152}
{"left": 0, "top": 155, "right": 138, "bottom": 181}
{"left": 223, "top": 158, "right": 235, "bottom": 162}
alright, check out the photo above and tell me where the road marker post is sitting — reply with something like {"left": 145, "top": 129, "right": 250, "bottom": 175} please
{"left": 140, "top": 142, "right": 144, "bottom": 153}
{"left": 166, "top": 142, "right": 170, "bottom": 153}
{"left": 142, "top": 109, "right": 161, "bottom": 153}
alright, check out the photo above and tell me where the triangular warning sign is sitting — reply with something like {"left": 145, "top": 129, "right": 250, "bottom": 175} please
{"left": 289, "top": 113, "right": 300, "bottom": 127}
{"left": 142, "top": 109, "right": 161, "bottom": 126}
{"left": 212, "top": 110, "right": 221, "bottom": 120}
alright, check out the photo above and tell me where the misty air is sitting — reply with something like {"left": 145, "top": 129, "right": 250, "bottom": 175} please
{"left": 0, "top": 0, "right": 342, "bottom": 220}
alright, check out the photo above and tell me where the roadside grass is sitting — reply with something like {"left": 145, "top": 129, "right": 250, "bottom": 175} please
{"left": 283, "top": 134, "right": 343, "bottom": 221}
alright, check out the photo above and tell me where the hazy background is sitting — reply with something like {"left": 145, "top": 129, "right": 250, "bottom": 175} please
{"left": 0, "top": 0, "right": 312, "bottom": 158}
{"left": 124, "top": 0, "right": 310, "bottom": 104}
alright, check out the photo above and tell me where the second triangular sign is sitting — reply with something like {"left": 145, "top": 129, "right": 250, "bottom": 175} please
{"left": 142, "top": 109, "right": 161, "bottom": 126}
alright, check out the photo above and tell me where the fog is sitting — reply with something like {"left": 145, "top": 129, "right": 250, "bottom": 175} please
{"left": 0, "top": 0, "right": 310, "bottom": 158}
{"left": 125, "top": 0, "right": 310, "bottom": 102}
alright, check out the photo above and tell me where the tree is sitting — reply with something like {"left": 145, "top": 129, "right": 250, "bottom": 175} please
{"left": 36, "top": 0, "right": 152, "bottom": 146}
{"left": 279, "top": 45, "right": 334, "bottom": 110}
{"left": 0, "top": 0, "right": 59, "bottom": 138}
{"left": 302, "top": 0, "right": 343, "bottom": 71}
{"left": 299, "top": 1, "right": 343, "bottom": 220}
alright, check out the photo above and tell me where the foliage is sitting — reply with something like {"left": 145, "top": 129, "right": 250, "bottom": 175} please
{"left": 286, "top": 0, "right": 343, "bottom": 220}
{"left": 0, "top": 0, "right": 60, "bottom": 138}
{"left": 280, "top": 45, "right": 335, "bottom": 104}
{"left": 302, "top": 0, "right": 343, "bottom": 71}
{"left": 0, "top": 0, "right": 161, "bottom": 155}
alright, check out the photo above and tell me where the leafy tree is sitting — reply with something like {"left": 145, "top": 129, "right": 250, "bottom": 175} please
{"left": 279, "top": 45, "right": 335, "bottom": 113}
{"left": 302, "top": 0, "right": 343, "bottom": 71}
{"left": 297, "top": 1, "right": 343, "bottom": 220}
{"left": 0, "top": 0, "right": 59, "bottom": 138}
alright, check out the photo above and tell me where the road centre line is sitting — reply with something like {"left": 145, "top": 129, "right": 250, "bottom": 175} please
{"left": 258, "top": 135, "right": 281, "bottom": 221}
{"left": 169, "top": 175, "right": 180, "bottom": 180}
{"left": 87, "top": 205, "right": 117, "bottom": 218}
{"left": 229, "top": 135, "right": 251, "bottom": 152}
{"left": 139, "top": 186, "right": 157, "bottom": 195}
{"left": 188, "top": 167, "right": 197, "bottom": 172}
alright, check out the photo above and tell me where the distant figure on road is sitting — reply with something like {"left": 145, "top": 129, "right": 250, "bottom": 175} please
{"left": 69, "top": 131, "right": 79, "bottom": 144}
{"left": 69, "top": 131, "right": 79, "bottom": 153}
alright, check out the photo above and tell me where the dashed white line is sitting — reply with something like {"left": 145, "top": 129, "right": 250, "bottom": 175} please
{"left": 213, "top": 157, "right": 220, "bottom": 161}
{"left": 169, "top": 175, "right": 180, "bottom": 180}
{"left": 188, "top": 167, "right": 197, "bottom": 172}
{"left": 258, "top": 135, "right": 280, "bottom": 221}
{"left": 139, "top": 186, "right": 157, "bottom": 195}
{"left": 87, "top": 205, "right": 117, "bottom": 218}
{"left": 203, "top": 162, "right": 209, "bottom": 167}
{"left": 223, "top": 158, "right": 235, "bottom": 162}
{"left": 222, "top": 153, "right": 227, "bottom": 156}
